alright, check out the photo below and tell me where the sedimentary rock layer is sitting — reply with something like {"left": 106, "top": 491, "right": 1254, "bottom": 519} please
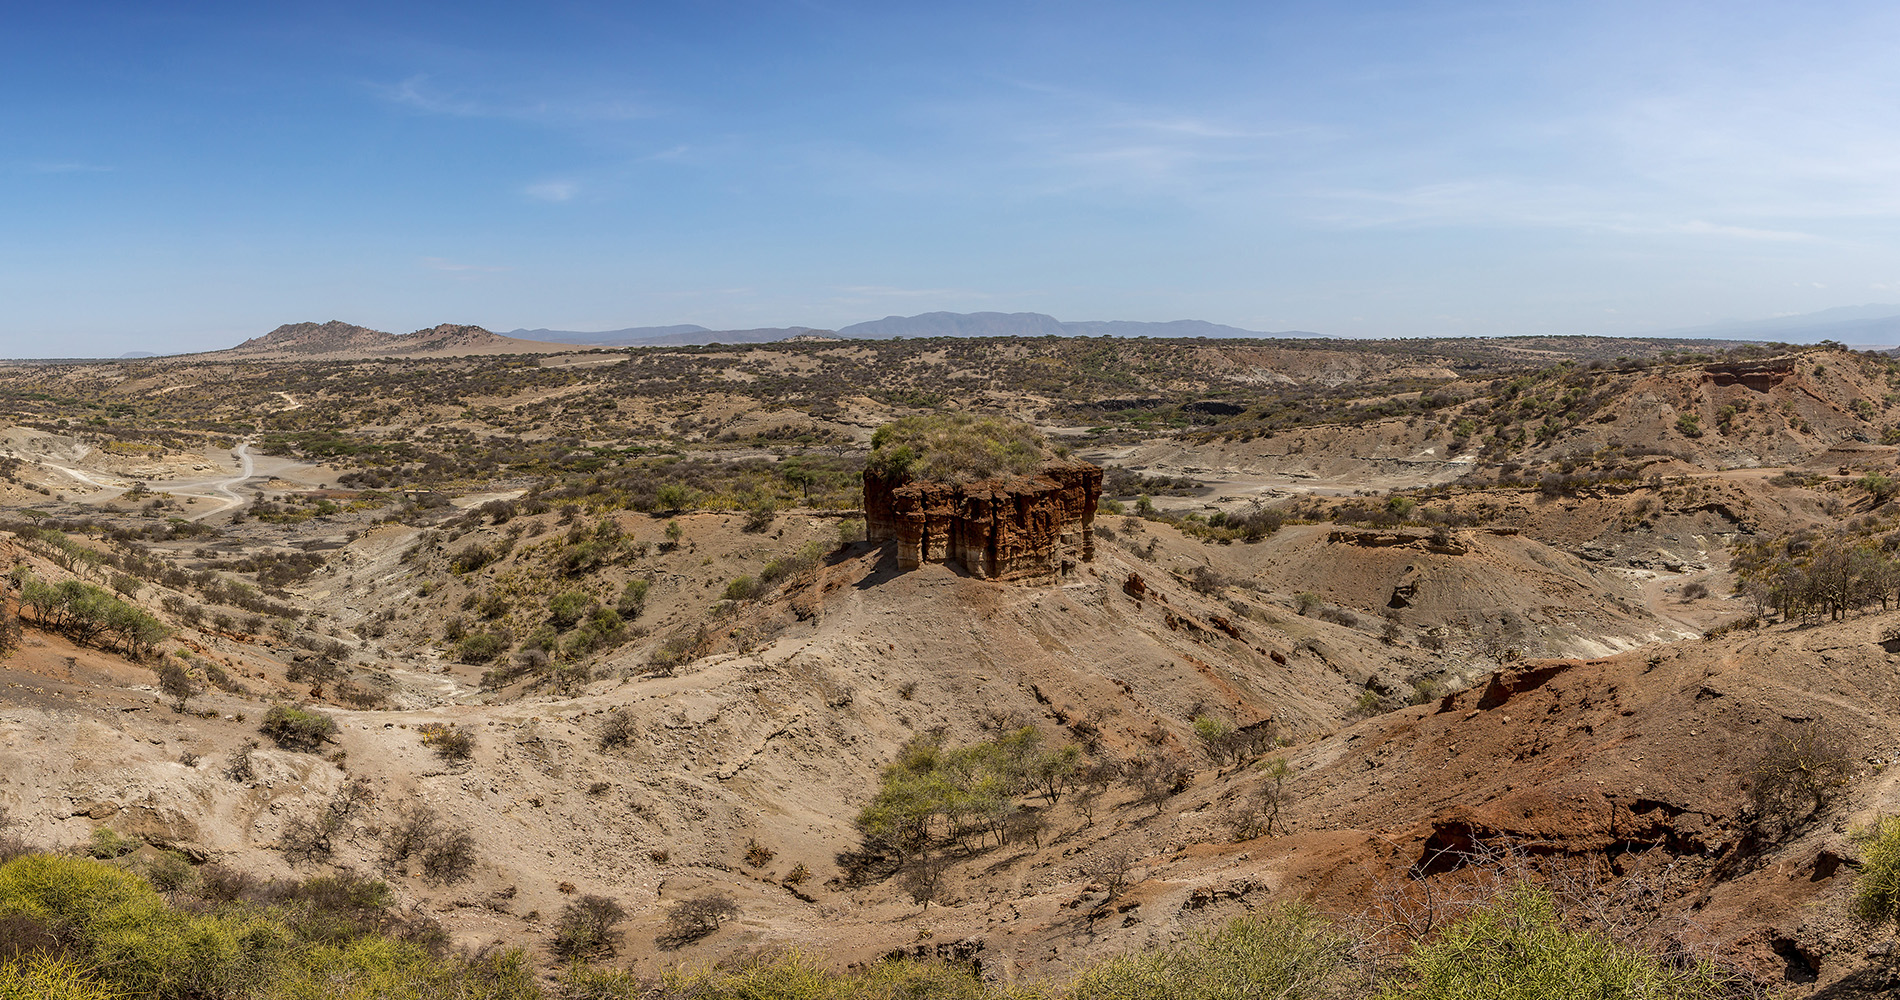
{"left": 864, "top": 463, "right": 1101, "bottom": 581}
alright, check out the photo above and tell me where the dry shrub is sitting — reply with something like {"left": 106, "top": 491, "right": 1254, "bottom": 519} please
{"left": 551, "top": 894, "right": 626, "bottom": 960}
{"left": 378, "top": 804, "right": 478, "bottom": 884}
{"left": 0, "top": 808, "right": 28, "bottom": 866}
{"left": 1749, "top": 719, "right": 1855, "bottom": 836}
{"left": 597, "top": 708, "right": 637, "bottom": 751}
{"left": 657, "top": 892, "right": 739, "bottom": 948}
{"left": 417, "top": 722, "right": 475, "bottom": 762}
{"left": 418, "top": 828, "right": 478, "bottom": 885}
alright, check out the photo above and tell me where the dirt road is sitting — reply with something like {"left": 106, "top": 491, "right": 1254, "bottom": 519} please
{"left": 172, "top": 438, "right": 256, "bottom": 519}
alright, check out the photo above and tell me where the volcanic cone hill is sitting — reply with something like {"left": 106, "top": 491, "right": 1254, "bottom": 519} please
{"left": 217, "top": 320, "right": 577, "bottom": 359}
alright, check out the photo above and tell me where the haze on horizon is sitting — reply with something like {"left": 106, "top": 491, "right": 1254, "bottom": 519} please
{"left": 8, "top": 1, "right": 1900, "bottom": 357}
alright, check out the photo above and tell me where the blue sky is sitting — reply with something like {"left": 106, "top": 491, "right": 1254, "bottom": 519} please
{"left": 8, "top": 1, "right": 1900, "bottom": 355}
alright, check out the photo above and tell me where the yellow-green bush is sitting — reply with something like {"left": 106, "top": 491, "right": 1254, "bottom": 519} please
{"left": 1853, "top": 814, "right": 1900, "bottom": 925}
{"left": 259, "top": 935, "right": 538, "bottom": 1000}
{"left": 0, "top": 854, "right": 536, "bottom": 1000}
{"left": 0, "top": 854, "right": 241, "bottom": 999}
{"left": 562, "top": 951, "right": 1003, "bottom": 1000}
{"left": 1068, "top": 904, "right": 1348, "bottom": 1000}
{"left": 1378, "top": 887, "right": 1737, "bottom": 1000}
{"left": 0, "top": 953, "right": 122, "bottom": 1000}
{"left": 0, "top": 853, "right": 163, "bottom": 932}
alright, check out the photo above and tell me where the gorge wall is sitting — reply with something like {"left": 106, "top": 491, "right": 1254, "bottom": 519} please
{"left": 863, "top": 462, "right": 1102, "bottom": 581}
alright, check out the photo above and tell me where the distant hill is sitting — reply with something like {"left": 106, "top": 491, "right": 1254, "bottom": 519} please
{"left": 835, "top": 311, "right": 1290, "bottom": 340}
{"left": 232, "top": 321, "right": 402, "bottom": 354}
{"left": 217, "top": 321, "right": 577, "bottom": 359}
{"left": 505, "top": 325, "right": 818, "bottom": 347}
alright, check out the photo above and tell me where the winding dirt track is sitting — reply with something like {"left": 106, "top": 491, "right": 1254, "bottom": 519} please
{"left": 49, "top": 440, "right": 260, "bottom": 520}
{"left": 143, "top": 439, "right": 260, "bottom": 520}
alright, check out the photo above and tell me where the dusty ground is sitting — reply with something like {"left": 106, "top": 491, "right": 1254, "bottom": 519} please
{"left": 5, "top": 344, "right": 1900, "bottom": 994}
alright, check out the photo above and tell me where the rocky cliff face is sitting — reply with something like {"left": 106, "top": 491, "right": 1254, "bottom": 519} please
{"left": 864, "top": 462, "right": 1102, "bottom": 581}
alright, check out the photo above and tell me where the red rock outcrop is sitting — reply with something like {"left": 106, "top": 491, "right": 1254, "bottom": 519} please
{"left": 863, "top": 462, "right": 1102, "bottom": 581}
{"left": 1701, "top": 360, "right": 1794, "bottom": 392}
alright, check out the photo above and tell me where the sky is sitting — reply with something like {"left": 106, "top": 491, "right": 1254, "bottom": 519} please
{"left": 8, "top": 1, "right": 1900, "bottom": 355}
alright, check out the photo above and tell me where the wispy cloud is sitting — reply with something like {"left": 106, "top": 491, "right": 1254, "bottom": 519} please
{"left": 890, "top": 79, "right": 1346, "bottom": 206}
{"left": 1296, "top": 22, "right": 1900, "bottom": 242}
{"left": 524, "top": 180, "right": 578, "bottom": 202}
{"left": 1657, "top": 221, "right": 1819, "bottom": 243}
{"left": 371, "top": 74, "right": 655, "bottom": 125}
{"left": 1308, "top": 180, "right": 1830, "bottom": 244}
{"left": 422, "top": 257, "right": 511, "bottom": 272}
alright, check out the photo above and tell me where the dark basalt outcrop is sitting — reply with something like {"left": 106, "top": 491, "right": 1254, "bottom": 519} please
{"left": 863, "top": 462, "right": 1102, "bottom": 581}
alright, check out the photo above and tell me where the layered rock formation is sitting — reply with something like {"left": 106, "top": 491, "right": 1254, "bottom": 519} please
{"left": 1700, "top": 360, "right": 1794, "bottom": 392}
{"left": 864, "top": 462, "right": 1102, "bottom": 581}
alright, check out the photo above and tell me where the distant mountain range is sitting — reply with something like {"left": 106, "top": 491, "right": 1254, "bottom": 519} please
{"left": 514, "top": 307, "right": 1900, "bottom": 349}
{"left": 185, "top": 306, "right": 1900, "bottom": 361}
{"left": 836, "top": 312, "right": 1295, "bottom": 340}
{"left": 1646, "top": 304, "right": 1900, "bottom": 347}
{"left": 509, "top": 312, "right": 1300, "bottom": 347}
{"left": 505, "top": 325, "right": 818, "bottom": 347}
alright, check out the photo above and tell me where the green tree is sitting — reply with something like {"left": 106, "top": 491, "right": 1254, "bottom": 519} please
{"left": 616, "top": 578, "right": 650, "bottom": 617}
{"left": 155, "top": 661, "right": 196, "bottom": 713}
{"left": 656, "top": 482, "right": 694, "bottom": 513}
{"left": 1029, "top": 744, "right": 1081, "bottom": 804}
{"left": 547, "top": 590, "right": 594, "bottom": 630}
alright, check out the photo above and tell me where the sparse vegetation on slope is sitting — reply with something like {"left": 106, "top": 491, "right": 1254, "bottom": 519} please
{"left": 0, "top": 851, "right": 1752, "bottom": 1000}
{"left": 6, "top": 338, "right": 1900, "bottom": 994}
{"left": 0, "top": 853, "right": 535, "bottom": 1000}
